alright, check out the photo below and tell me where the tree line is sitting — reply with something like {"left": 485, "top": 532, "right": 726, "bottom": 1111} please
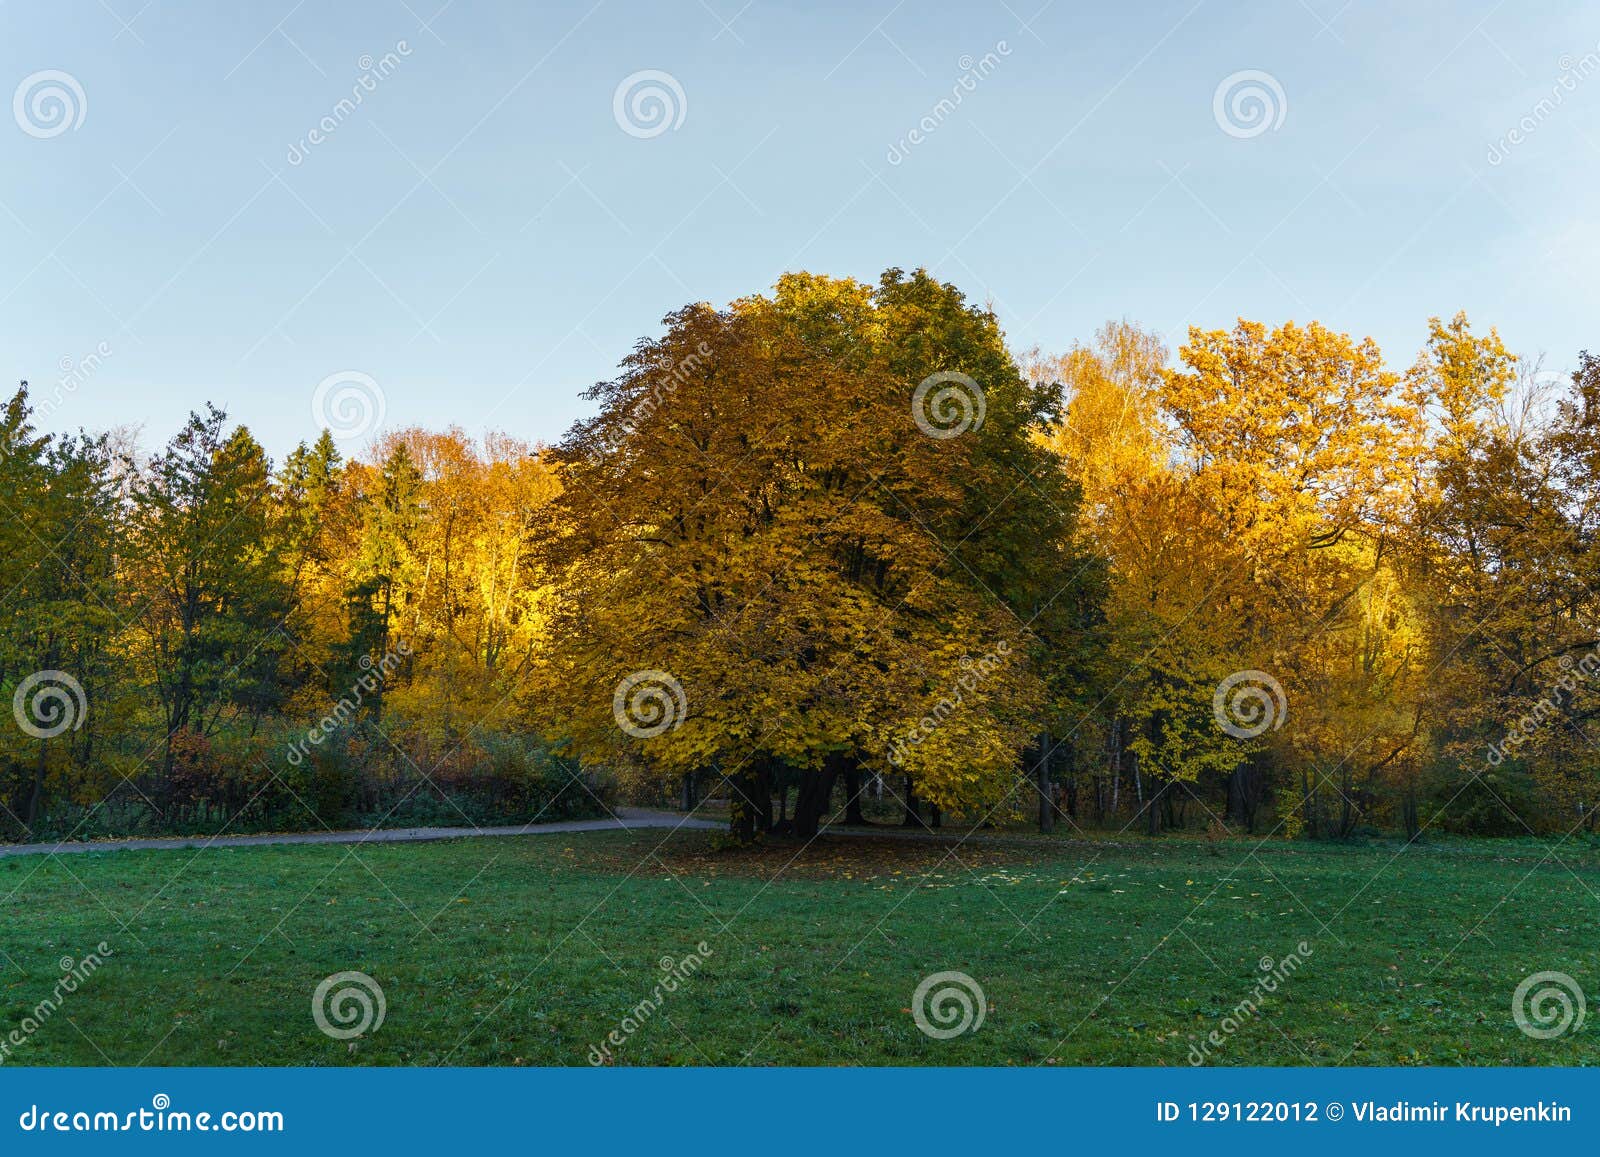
{"left": 5, "top": 266, "right": 1598, "bottom": 843}
{"left": 0, "top": 399, "right": 582, "bottom": 839}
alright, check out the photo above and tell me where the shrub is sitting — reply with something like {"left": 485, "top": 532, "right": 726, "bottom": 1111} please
{"left": 11, "top": 717, "right": 609, "bottom": 842}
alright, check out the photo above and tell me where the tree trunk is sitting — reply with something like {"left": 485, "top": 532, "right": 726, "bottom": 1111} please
{"left": 1227, "top": 752, "right": 1268, "bottom": 834}
{"left": 901, "top": 776, "right": 921, "bottom": 827}
{"left": 1226, "top": 764, "right": 1246, "bottom": 827}
{"left": 1109, "top": 716, "right": 1123, "bottom": 818}
{"left": 1035, "top": 731, "right": 1054, "bottom": 833}
{"left": 793, "top": 760, "right": 839, "bottom": 839}
{"left": 729, "top": 761, "right": 772, "bottom": 842}
{"left": 25, "top": 738, "right": 47, "bottom": 831}
{"left": 1300, "top": 770, "right": 1319, "bottom": 839}
{"left": 755, "top": 761, "right": 772, "bottom": 834}
{"left": 842, "top": 759, "right": 867, "bottom": 825}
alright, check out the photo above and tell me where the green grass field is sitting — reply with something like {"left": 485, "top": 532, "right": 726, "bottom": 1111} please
{"left": 3, "top": 824, "right": 1597, "bottom": 1066}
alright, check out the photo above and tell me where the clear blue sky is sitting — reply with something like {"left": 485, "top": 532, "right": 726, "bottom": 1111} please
{"left": 4, "top": 0, "right": 1597, "bottom": 457}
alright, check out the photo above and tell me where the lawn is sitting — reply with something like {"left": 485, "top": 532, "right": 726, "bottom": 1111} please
{"left": 2, "top": 823, "right": 1597, "bottom": 1066}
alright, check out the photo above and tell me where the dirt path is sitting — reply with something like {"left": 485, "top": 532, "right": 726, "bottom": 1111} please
{"left": 6, "top": 808, "right": 1571, "bottom": 869}
{"left": 0, "top": 808, "right": 722, "bottom": 858}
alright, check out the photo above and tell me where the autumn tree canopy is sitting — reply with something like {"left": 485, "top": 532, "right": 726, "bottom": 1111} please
{"left": 531, "top": 269, "right": 1098, "bottom": 838}
{"left": 4, "top": 270, "right": 1599, "bottom": 848}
